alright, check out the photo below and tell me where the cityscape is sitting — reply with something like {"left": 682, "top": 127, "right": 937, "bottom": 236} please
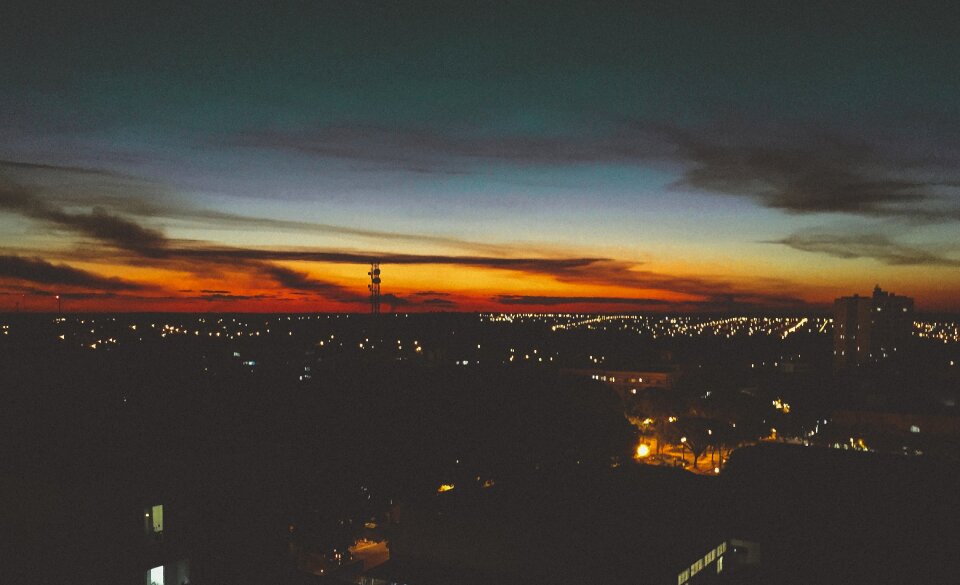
{"left": 3, "top": 3, "right": 960, "bottom": 585}
{"left": 4, "top": 286, "right": 960, "bottom": 584}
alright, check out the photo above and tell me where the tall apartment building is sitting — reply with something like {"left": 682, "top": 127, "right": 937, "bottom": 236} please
{"left": 833, "top": 285, "right": 914, "bottom": 368}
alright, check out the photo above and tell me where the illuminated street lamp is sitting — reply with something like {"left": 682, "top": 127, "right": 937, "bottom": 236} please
{"left": 635, "top": 443, "right": 651, "bottom": 459}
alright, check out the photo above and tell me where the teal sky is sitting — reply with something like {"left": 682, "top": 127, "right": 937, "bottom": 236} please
{"left": 2, "top": 2, "right": 960, "bottom": 311}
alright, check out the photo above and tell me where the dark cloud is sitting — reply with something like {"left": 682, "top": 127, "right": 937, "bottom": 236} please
{"left": 183, "top": 244, "right": 791, "bottom": 308}
{"left": 0, "top": 286, "right": 123, "bottom": 301}
{"left": 775, "top": 231, "right": 960, "bottom": 267}
{"left": 238, "top": 122, "right": 960, "bottom": 223}
{"left": 0, "top": 159, "right": 134, "bottom": 179}
{"left": 192, "top": 293, "right": 286, "bottom": 302}
{"left": 57, "top": 291, "right": 122, "bottom": 300}
{"left": 0, "top": 182, "right": 168, "bottom": 256}
{"left": 380, "top": 293, "right": 410, "bottom": 308}
{"left": 50, "top": 237, "right": 800, "bottom": 309}
{"left": 0, "top": 285, "right": 56, "bottom": 297}
{"left": 174, "top": 246, "right": 602, "bottom": 272}
{"left": 173, "top": 246, "right": 753, "bottom": 305}
{"left": 255, "top": 264, "right": 363, "bottom": 302}
{"left": 0, "top": 171, "right": 811, "bottom": 309}
{"left": 0, "top": 255, "right": 148, "bottom": 290}
{"left": 1, "top": 162, "right": 522, "bottom": 257}
{"left": 421, "top": 297, "right": 457, "bottom": 307}
{"left": 667, "top": 127, "right": 960, "bottom": 221}
{"left": 67, "top": 207, "right": 169, "bottom": 256}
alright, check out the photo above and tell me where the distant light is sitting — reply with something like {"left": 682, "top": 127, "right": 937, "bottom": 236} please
{"left": 437, "top": 484, "right": 455, "bottom": 493}
{"left": 635, "top": 444, "right": 651, "bottom": 459}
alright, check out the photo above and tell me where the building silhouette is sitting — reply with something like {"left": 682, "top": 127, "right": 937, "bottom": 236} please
{"left": 833, "top": 285, "right": 914, "bottom": 368}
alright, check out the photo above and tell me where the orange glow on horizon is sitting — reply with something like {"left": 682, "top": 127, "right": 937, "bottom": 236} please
{"left": 4, "top": 254, "right": 960, "bottom": 313}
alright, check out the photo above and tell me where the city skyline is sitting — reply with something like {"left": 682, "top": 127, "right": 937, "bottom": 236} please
{"left": 3, "top": 3, "right": 960, "bottom": 312}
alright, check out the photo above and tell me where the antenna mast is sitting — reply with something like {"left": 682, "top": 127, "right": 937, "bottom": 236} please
{"left": 368, "top": 262, "right": 381, "bottom": 314}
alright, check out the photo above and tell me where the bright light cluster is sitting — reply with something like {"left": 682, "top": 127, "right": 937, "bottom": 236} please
{"left": 914, "top": 320, "right": 960, "bottom": 344}
{"left": 497, "top": 314, "right": 832, "bottom": 339}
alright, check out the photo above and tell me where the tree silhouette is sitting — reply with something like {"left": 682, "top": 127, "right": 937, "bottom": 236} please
{"left": 625, "top": 388, "right": 687, "bottom": 455}
{"left": 674, "top": 417, "right": 713, "bottom": 469}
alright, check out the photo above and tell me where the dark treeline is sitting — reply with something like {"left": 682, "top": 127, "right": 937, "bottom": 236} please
{"left": 3, "top": 313, "right": 959, "bottom": 584}
{"left": 2, "top": 315, "right": 636, "bottom": 583}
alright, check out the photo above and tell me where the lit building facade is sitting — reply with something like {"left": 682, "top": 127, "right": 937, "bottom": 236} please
{"left": 563, "top": 367, "right": 678, "bottom": 400}
{"left": 833, "top": 285, "right": 914, "bottom": 368}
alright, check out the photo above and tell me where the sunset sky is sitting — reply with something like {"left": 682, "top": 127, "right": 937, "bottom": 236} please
{"left": 3, "top": 2, "right": 960, "bottom": 312}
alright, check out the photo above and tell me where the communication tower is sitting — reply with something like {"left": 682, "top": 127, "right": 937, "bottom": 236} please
{"left": 368, "top": 262, "right": 381, "bottom": 314}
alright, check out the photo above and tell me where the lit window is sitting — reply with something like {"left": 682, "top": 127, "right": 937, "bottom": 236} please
{"left": 691, "top": 559, "right": 703, "bottom": 575}
{"left": 145, "top": 504, "right": 164, "bottom": 533}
